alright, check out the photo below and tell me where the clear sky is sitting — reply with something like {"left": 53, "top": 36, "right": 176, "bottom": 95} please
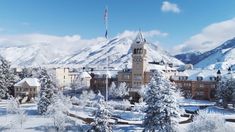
{"left": 0, "top": 0, "right": 235, "bottom": 52}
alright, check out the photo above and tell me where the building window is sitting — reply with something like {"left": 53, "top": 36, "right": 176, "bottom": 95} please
{"left": 124, "top": 75, "right": 130, "bottom": 79}
{"left": 210, "top": 77, "right": 216, "bottom": 81}
{"left": 199, "top": 84, "right": 204, "bottom": 88}
{"left": 177, "top": 83, "right": 183, "bottom": 87}
{"left": 134, "top": 75, "right": 142, "bottom": 80}
{"left": 211, "top": 84, "right": 215, "bottom": 88}
{"left": 179, "top": 76, "right": 188, "bottom": 80}
{"left": 134, "top": 49, "right": 137, "bottom": 54}
{"left": 196, "top": 91, "right": 204, "bottom": 96}
{"left": 197, "top": 76, "right": 203, "bottom": 81}
{"left": 184, "top": 83, "right": 191, "bottom": 87}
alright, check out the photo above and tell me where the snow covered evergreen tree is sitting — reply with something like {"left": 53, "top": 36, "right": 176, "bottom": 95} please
{"left": 19, "top": 68, "right": 32, "bottom": 79}
{"left": 6, "top": 96, "right": 20, "bottom": 114}
{"left": 109, "top": 82, "right": 116, "bottom": 98}
{"left": 89, "top": 92, "right": 112, "bottom": 132}
{"left": 46, "top": 92, "right": 72, "bottom": 131}
{"left": 216, "top": 78, "right": 235, "bottom": 107}
{"left": 0, "top": 56, "right": 16, "bottom": 99}
{"left": 70, "top": 79, "right": 81, "bottom": 90}
{"left": 36, "top": 68, "right": 57, "bottom": 115}
{"left": 77, "top": 90, "right": 96, "bottom": 107}
{"left": 109, "top": 82, "right": 128, "bottom": 99}
{"left": 143, "top": 70, "right": 180, "bottom": 132}
{"left": 188, "top": 111, "right": 233, "bottom": 132}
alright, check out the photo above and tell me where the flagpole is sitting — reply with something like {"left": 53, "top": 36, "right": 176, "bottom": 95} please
{"left": 106, "top": 57, "right": 109, "bottom": 101}
{"left": 104, "top": 6, "right": 109, "bottom": 101}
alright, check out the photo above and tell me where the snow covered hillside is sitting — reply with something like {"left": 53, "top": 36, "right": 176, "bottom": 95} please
{"left": 194, "top": 37, "right": 235, "bottom": 69}
{"left": 53, "top": 36, "right": 184, "bottom": 69}
{"left": 175, "top": 51, "right": 202, "bottom": 64}
{"left": 0, "top": 34, "right": 183, "bottom": 68}
{"left": 0, "top": 44, "right": 68, "bottom": 67}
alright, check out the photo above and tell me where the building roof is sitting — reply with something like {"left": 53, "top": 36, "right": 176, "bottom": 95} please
{"left": 14, "top": 78, "right": 40, "bottom": 87}
{"left": 172, "top": 69, "right": 215, "bottom": 81}
{"left": 92, "top": 70, "right": 118, "bottom": 78}
{"left": 147, "top": 64, "right": 176, "bottom": 71}
{"left": 135, "top": 31, "right": 145, "bottom": 44}
{"left": 79, "top": 71, "right": 91, "bottom": 78}
{"left": 172, "top": 69, "right": 235, "bottom": 81}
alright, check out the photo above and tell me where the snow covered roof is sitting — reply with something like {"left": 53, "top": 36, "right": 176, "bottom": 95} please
{"left": 92, "top": 70, "right": 118, "bottom": 78}
{"left": 172, "top": 69, "right": 219, "bottom": 81}
{"left": 14, "top": 78, "right": 40, "bottom": 87}
{"left": 79, "top": 71, "right": 91, "bottom": 78}
{"left": 147, "top": 64, "right": 176, "bottom": 71}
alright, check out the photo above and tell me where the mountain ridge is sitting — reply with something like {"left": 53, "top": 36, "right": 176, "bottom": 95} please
{"left": 0, "top": 35, "right": 184, "bottom": 68}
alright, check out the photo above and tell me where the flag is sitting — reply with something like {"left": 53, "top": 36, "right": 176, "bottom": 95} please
{"left": 105, "top": 29, "right": 108, "bottom": 39}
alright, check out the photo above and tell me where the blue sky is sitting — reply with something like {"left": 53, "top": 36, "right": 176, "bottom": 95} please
{"left": 0, "top": 0, "right": 235, "bottom": 52}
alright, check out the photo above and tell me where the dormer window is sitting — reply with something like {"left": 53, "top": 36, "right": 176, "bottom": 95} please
{"left": 197, "top": 76, "right": 203, "bottom": 81}
{"left": 179, "top": 76, "right": 188, "bottom": 80}
{"left": 210, "top": 77, "right": 216, "bottom": 81}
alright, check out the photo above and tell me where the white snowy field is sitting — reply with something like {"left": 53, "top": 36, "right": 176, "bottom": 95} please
{"left": 0, "top": 100, "right": 145, "bottom": 131}
{"left": 0, "top": 99, "right": 235, "bottom": 132}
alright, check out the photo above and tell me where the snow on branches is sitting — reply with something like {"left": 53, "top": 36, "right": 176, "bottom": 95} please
{"left": 143, "top": 70, "right": 180, "bottom": 132}
{"left": 89, "top": 92, "right": 112, "bottom": 132}
{"left": 0, "top": 56, "right": 16, "bottom": 99}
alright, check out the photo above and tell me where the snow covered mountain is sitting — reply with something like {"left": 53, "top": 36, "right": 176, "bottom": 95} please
{"left": 175, "top": 51, "right": 202, "bottom": 64}
{"left": 52, "top": 36, "right": 184, "bottom": 69}
{"left": 0, "top": 34, "right": 183, "bottom": 68}
{"left": 0, "top": 44, "right": 69, "bottom": 67}
{"left": 194, "top": 37, "right": 235, "bottom": 69}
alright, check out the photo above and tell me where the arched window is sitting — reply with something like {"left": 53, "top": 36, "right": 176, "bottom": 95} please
{"left": 136, "top": 48, "right": 139, "bottom": 54}
{"left": 134, "top": 49, "right": 137, "bottom": 54}
{"left": 139, "top": 48, "right": 142, "bottom": 54}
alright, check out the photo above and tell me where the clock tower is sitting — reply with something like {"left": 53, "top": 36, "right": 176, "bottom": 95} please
{"left": 131, "top": 31, "right": 147, "bottom": 93}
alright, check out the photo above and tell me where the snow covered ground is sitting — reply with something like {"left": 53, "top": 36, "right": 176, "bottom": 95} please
{"left": 0, "top": 99, "right": 235, "bottom": 131}
{"left": 0, "top": 100, "right": 54, "bottom": 132}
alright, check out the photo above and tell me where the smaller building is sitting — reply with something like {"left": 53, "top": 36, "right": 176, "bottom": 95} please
{"left": 90, "top": 70, "right": 118, "bottom": 97}
{"left": 171, "top": 69, "right": 220, "bottom": 100}
{"left": 52, "top": 67, "right": 71, "bottom": 88}
{"left": 14, "top": 78, "right": 40, "bottom": 99}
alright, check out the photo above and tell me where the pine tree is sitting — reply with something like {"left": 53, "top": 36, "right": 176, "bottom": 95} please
{"left": 216, "top": 78, "right": 235, "bottom": 108}
{"left": 109, "top": 82, "right": 117, "bottom": 99}
{"left": 0, "top": 56, "right": 16, "bottom": 99}
{"left": 6, "top": 96, "right": 20, "bottom": 114}
{"left": 36, "top": 68, "right": 57, "bottom": 115}
{"left": 89, "top": 92, "right": 112, "bottom": 132}
{"left": 143, "top": 70, "right": 180, "bottom": 132}
{"left": 19, "top": 68, "right": 32, "bottom": 79}
{"left": 46, "top": 92, "right": 72, "bottom": 131}
{"left": 109, "top": 82, "right": 128, "bottom": 99}
{"left": 188, "top": 111, "right": 233, "bottom": 132}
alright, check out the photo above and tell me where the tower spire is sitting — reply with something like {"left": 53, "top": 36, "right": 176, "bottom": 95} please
{"left": 135, "top": 30, "right": 145, "bottom": 44}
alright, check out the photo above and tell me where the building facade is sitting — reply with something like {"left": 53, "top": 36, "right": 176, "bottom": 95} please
{"left": 52, "top": 67, "right": 92, "bottom": 89}
{"left": 14, "top": 78, "right": 40, "bottom": 99}
{"left": 170, "top": 69, "right": 221, "bottom": 100}
{"left": 90, "top": 32, "right": 177, "bottom": 102}
{"left": 90, "top": 70, "right": 118, "bottom": 97}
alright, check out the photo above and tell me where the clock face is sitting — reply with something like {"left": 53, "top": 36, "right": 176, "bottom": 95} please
{"left": 133, "top": 57, "right": 143, "bottom": 62}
